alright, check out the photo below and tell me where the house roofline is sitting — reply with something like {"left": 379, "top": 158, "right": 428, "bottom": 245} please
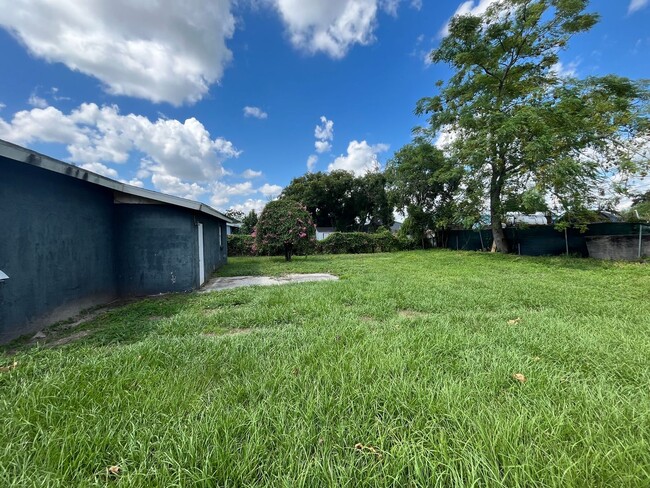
{"left": 0, "top": 139, "right": 233, "bottom": 223}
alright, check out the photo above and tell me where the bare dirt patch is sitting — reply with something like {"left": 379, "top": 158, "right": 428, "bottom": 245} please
{"left": 201, "top": 274, "right": 338, "bottom": 292}
{"left": 46, "top": 330, "right": 93, "bottom": 347}
{"left": 398, "top": 310, "right": 428, "bottom": 319}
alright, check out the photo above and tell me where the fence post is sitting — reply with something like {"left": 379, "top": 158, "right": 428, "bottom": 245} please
{"left": 564, "top": 228, "right": 569, "bottom": 256}
{"left": 639, "top": 224, "right": 643, "bottom": 259}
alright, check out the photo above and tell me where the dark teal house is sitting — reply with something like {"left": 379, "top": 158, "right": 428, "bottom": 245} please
{"left": 0, "top": 139, "right": 232, "bottom": 343}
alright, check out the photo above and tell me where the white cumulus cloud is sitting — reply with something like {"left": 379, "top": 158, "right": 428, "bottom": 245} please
{"left": 258, "top": 183, "right": 283, "bottom": 198}
{"left": 315, "top": 140, "right": 332, "bottom": 154}
{"left": 242, "top": 169, "right": 263, "bottom": 178}
{"left": 80, "top": 161, "right": 119, "bottom": 179}
{"left": 629, "top": 0, "right": 649, "bottom": 14}
{"left": 243, "top": 106, "right": 268, "bottom": 119}
{"left": 328, "top": 140, "right": 389, "bottom": 176}
{"left": 0, "top": 0, "right": 236, "bottom": 105}
{"left": 315, "top": 116, "right": 335, "bottom": 142}
{"left": 271, "top": 0, "right": 379, "bottom": 58}
{"left": 307, "top": 154, "right": 318, "bottom": 172}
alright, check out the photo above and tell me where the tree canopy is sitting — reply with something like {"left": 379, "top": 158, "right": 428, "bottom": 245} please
{"left": 280, "top": 170, "right": 393, "bottom": 231}
{"left": 416, "top": 0, "right": 650, "bottom": 252}
{"left": 255, "top": 199, "right": 315, "bottom": 261}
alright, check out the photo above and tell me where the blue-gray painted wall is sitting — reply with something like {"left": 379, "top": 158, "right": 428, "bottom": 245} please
{"left": 0, "top": 156, "right": 117, "bottom": 342}
{"left": 0, "top": 156, "right": 228, "bottom": 343}
{"left": 115, "top": 205, "right": 227, "bottom": 295}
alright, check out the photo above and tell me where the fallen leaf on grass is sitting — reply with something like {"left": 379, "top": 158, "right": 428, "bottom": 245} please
{"left": 0, "top": 361, "right": 18, "bottom": 373}
{"left": 507, "top": 318, "right": 522, "bottom": 325}
{"left": 354, "top": 443, "right": 383, "bottom": 459}
{"left": 513, "top": 373, "right": 527, "bottom": 383}
{"left": 107, "top": 465, "right": 121, "bottom": 476}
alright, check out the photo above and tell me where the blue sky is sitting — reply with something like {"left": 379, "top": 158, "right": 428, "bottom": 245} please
{"left": 0, "top": 0, "right": 648, "bottom": 214}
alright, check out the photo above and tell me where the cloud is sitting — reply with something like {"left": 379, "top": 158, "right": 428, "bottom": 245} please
{"left": 0, "top": 102, "right": 242, "bottom": 204}
{"left": 629, "top": 0, "right": 649, "bottom": 14}
{"left": 228, "top": 198, "right": 268, "bottom": 215}
{"left": 0, "top": 103, "right": 240, "bottom": 183}
{"left": 258, "top": 183, "right": 283, "bottom": 198}
{"left": 0, "top": 0, "right": 236, "bottom": 105}
{"left": 271, "top": 0, "right": 380, "bottom": 58}
{"left": 315, "top": 116, "right": 335, "bottom": 142}
{"left": 551, "top": 60, "right": 579, "bottom": 78}
{"left": 152, "top": 173, "right": 209, "bottom": 201}
{"left": 0, "top": 103, "right": 5, "bottom": 110}
{"left": 307, "top": 154, "right": 319, "bottom": 172}
{"left": 28, "top": 93, "right": 48, "bottom": 108}
{"left": 242, "top": 169, "right": 263, "bottom": 178}
{"left": 315, "top": 140, "right": 332, "bottom": 153}
{"left": 80, "top": 161, "right": 119, "bottom": 179}
{"left": 328, "top": 140, "right": 389, "bottom": 175}
{"left": 243, "top": 106, "right": 268, "bottom": 119}
{"left": 441, "top": 0, "right": 501, "bottom": 36}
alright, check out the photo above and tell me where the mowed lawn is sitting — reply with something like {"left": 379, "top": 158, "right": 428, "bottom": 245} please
{"left": 1, "top": 251, "right": 649, "bottom": 487}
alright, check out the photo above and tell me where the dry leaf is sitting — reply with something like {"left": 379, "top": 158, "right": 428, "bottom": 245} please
{"left": 107, "top": 465, "right": 121, "bottom": 476}
{"left": 0, "top": 361, "right": 18, "bottom": 373}
{"left": 513, "top": 373, "right": 527, "bottom": 383}
{"left": 533, "top": 356, "right": 541, "bottom": 361}
{"left": 354, "top": 443, "right": 364, "bottom": 450}
{"left": 507, "top": 318, "right": 522, "bottom": 325}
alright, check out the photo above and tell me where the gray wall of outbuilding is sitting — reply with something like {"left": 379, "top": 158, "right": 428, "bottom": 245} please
{"left": 0, "top": 156, "right": 118, "bottom": 342}
{"left": 0, "top": 156, "right": 228, "bottom": 343}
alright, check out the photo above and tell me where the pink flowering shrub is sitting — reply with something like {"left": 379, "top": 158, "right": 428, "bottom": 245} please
{"left": 255, "top": 199, "right": 316, "bottom": 261}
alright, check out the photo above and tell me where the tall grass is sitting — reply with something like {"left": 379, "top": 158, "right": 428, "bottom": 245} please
{"left": 1, "top": 250, "right": 649, "bottom": 487}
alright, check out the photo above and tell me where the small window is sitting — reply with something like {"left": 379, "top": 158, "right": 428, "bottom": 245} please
{"left": 219, "top": 226, "right": 222, "bottom": 247}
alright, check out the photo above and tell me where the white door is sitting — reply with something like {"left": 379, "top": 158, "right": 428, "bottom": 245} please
{"left": 197, "top": 223, "right": 205, "bottom": 285}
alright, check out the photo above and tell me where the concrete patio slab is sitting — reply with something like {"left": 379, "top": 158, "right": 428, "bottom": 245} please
{"left": 201, "top": 273, "right": 339, "bottom": 292}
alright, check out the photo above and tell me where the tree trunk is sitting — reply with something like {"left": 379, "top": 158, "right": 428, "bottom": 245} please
{"left": 490, "top": 168, "right": 509, "bottom": 253}
{"left": 284, "top": 244, "right": 293, "bottom": 261}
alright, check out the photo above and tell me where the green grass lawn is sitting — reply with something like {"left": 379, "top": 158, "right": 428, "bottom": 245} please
{"left": 1, "top": 250, "right": 649, "bottom": 487}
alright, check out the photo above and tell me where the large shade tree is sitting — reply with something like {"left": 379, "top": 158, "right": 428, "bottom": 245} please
{"left": 385, "top": 138, "right": 462, "bottom": 245}
{"left": 281, "top": 170, "right": 393, "bottom": 231}
{"left": 417, "top": 0, "right": 650, "bottom": 252}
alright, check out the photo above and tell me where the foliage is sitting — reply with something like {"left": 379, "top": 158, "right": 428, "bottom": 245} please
{"left": 281, "top": 170, "right": 393, "bottom": 231}
{"left": 224, "top": 208, "right": 245, "bottom": 222}
{"left": 227, "top": 234, "right": 256, "bottom": 256}
{"left": 318, "top": 230, "right": 412, "bottom": 254}
{"left": 255, "top": 199, "right": 315, "bottom": 261}
{"left": 240, "top": 210, "right": 258, "bottom": 235}
{"left": 398, "top": 205, "right": 435, "bottom": 249}
{"left": 2, "top": 252, "right": 650, "bottom": 486}
{"left": 385, "top": 138, "right": 461, "bottom": 233}
{"left": 416, "top": 0, "right": 650, "bottom": 252}
{"left": 623, "top": 191, "right": 650, "bottom": 222}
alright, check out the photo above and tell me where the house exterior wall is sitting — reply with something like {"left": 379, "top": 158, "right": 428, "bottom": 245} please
{"left": 0, "top": 156, "right": 118, "bottom": 343}
{"left": 115, "top": 204, "right": 199, "bottom": 295}
{"left": 201, "top": 218, "right": 227, "bottom": 281}
{"left": 115, "top": 204, "right": 228, "bottom": 296}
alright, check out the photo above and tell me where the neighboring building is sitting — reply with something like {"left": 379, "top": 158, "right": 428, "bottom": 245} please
{"left": 0, "top": 139, "right": 232, "bottom": 343}
{"left": 227, "top": 222, "right": 242, "bottom": 235}
{"left": 315, "top": 227, "right": 335, "bottom": 241}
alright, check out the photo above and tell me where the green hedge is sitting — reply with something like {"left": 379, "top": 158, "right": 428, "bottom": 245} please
{"left": 227, "top": 234, "right": 256, "bottom": 256}
{"left": 319, "top": 231, "right": 413, "bottom": 254}
{"left": 229, "top": 231, "right": 414, "bottom": 257}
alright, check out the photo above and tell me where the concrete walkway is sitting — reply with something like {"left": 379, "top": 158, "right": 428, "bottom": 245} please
{"left": 201, "top": 273, "right": 338, "bottom": 292}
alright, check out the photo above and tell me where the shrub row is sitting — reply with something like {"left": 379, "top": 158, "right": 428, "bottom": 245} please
{"left": 228, "top": 231, "right": 414, "bottom": 257}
